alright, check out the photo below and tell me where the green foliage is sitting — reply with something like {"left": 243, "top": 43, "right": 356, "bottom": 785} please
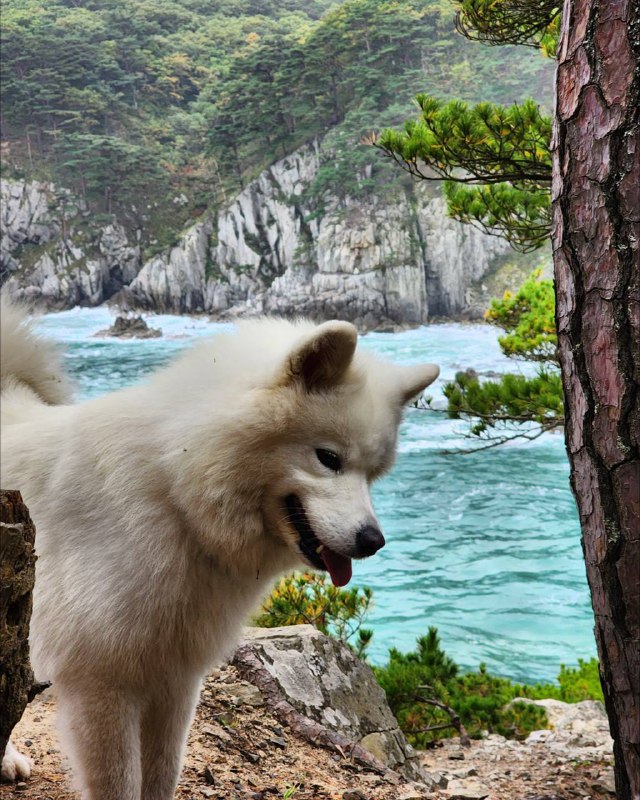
{"left": 440, "top": 270, "right": 563, "bottom": 446}
{"left": 375, "top": 629, "right": 603, "bottom": 747}
{"left": 375, "top": 628, "right": 548, "bottom": 745}
{"left": 444, "top": 181, "right": 550, "bottom": 252}
{"left": 1, "top": 0, "right": 554, "bottom": 238}
{"left": 254, "top": 571, "right": 374, "bottom": 658}
{"left": 375, "top": 96, "right": 551, "bottom": 252}
{"left": 454, "top": 0, "right": 561, "bottom": 55}
{"left": 485, "top": 269, "right": 557, "bottom": 362}
{"left": 528, "top": 659, "right": 604, "bottom": 703}
{"left": 373, "top": 0, "right": 560, "bottom": 254}
{"left": 444, "top": 368, "right": 563, "bottom": 434}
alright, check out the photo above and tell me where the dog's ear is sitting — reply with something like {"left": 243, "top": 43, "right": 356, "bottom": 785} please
{"left": 396, "top": 363, "right": 440, "bottom": 405}
{"left": 284, "top": 321, "right": 358, "bottom": 391}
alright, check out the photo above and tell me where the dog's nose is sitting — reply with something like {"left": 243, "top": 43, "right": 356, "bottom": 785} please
{"left": 356, "top": 525, "right": 385, "bottom": 557}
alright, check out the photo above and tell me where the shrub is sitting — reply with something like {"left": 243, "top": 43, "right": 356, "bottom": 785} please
{"left": 375, "top": 629, "right": 602, "bottom": 747}
{"left": 527, "top": 658, "right": 603, "bottom": 703}
{"left": 255, "top": 577, "right": 603, "bottom": 745}
{"left": 254, "top": 571, "right": 373, "bottom": 658}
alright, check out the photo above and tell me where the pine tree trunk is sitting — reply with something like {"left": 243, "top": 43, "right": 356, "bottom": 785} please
{"left": 552, "top": 1, "right": 639, "bottom": 797}
{"left": 0, "top": 491, "right": 37, "bottom": 761}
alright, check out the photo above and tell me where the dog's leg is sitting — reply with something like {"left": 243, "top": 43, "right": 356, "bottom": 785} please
{"left": 56, "top": 680, "right": 142, "bottom": 800}
{"left": 140, "top": 675, "right": 201, "bottom": 800}
{"left": 1, "top": 739, "right": 33, "bottom": 781}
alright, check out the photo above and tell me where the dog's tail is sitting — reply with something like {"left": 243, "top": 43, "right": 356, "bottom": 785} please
{"left": 0, "top": 298, "right": 72, "bottom": 405}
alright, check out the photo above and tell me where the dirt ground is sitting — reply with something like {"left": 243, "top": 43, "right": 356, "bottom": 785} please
{"left": 1, "top": 667, "right": 615, "bottom": 800}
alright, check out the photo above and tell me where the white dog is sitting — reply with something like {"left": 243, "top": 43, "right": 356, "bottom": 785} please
{"left": 0, "top": 301, "right": 438, "bottom": 799}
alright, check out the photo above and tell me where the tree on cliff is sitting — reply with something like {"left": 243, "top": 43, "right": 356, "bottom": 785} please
{"left": 371, "top": 1, "right": 562, "bottom": 449}
{"left": 378, "top": 0, "right": 640, "bottom": 792}
{"left": 552, "top": 1, "right": 639, "bottom": 795}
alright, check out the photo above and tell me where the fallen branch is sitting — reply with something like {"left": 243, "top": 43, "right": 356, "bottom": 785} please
{"left": 415, "top": 688, "right": 471, "bottom": 748}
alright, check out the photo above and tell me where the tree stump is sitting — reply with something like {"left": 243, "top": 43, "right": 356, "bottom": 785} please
{"left": 0, "top": 491, "right": 36, "bottom": 760}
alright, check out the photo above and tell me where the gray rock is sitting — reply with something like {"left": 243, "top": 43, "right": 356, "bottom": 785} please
{"left": 94, "top": 315, "right": 162, "bottom": 339}
{"left": 224, "top": 682, "right": 264, "bottom": 707}
{"left": 237, "top": 626, "right": 427, "bottom": 783}
{"left": 0, "top": 178, "right": 141, "bottom": 308}
{"left": 593, "top": 766, "right": 616, "bottom": 794}
{"left": 2, "top": 147, "right": 515, "bottom": 323}
{"left": 515, "top": 698, "right": 613, "bottom": 760}
{"left": 125, "top": 219, "right": 213, "bottom": 312}
{"left": 395, "top": 781, "right": 432, "bottom": 799}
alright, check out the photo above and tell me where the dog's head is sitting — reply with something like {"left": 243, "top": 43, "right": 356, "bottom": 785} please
{"left": 259, "top": 321, "right": 439, "bottom": 587}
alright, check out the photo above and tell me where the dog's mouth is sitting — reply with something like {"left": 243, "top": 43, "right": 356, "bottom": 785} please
{"left": 284, "top": 494, "right": 352, "bottom": 587}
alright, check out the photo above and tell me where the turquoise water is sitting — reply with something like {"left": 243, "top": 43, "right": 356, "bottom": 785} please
{"left": 36, "top": 308, "right": 596, "bottom": 683}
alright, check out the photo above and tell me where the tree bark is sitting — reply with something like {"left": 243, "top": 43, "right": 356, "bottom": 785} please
{"left": 0, "top": 491, "right": 37, "bottom": 761}
{"left": 552, "top": 1, "right": 640, "bottom": 797}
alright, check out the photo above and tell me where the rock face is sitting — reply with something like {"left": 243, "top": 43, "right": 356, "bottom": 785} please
{"left": 126, "top": 144, "right": 509, "bottom": 326}
{"left": 2, "top": 144, "right": 512, "bottom": 325}
{"left": 1, "top": 179, "right": 140, "bottom": 309}
{"left": 237, "top": 625, "right": 424, "bottom": 781}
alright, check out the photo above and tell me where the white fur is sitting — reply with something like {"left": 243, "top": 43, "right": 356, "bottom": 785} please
{"left": 0, "top": 305, "right": 439, "bottom": 799}
{"left": 1, "top": 741, "right": 32, "bottom": 781}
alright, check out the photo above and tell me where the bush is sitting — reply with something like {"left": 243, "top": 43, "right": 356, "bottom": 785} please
{"left": 375, "top": 629, "right": 546, "bottom": 745}
{"left": 254, "top": 571, "right": 373, "bottom": 658}
{"left": 255, "top": 577, "right": 603, "bottom": 746}
{"left": 375, "top": 629, "right": 602, "bottom": 747}
{"left": 527, "top": 658, "right": 603, "bottom": 703}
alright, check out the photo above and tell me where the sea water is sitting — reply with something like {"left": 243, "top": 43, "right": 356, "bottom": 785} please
{"left": 35, "top": 308, "right": 596, "bottom": 683}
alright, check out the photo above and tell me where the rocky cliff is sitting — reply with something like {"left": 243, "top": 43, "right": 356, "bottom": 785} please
{"left": 1, "top": 144, "right": 518, "bottom": 327}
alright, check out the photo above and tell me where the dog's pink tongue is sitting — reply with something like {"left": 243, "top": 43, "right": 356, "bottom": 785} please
{"left": 321, "top": 548, "right": 352, "bottom": 587}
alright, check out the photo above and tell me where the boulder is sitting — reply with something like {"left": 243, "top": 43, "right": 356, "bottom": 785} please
{"left": 94, "top": 315, "right": 162, "bottom": 339}
{"left": 514, "top": 697, "right": 613, "bottom": 760}
{"left": 236, "top": 625, "right": 428, "bottom": 783}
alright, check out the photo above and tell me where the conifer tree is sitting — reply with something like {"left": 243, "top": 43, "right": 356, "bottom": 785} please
{"left": 374, "top": 0, "right": 562, "bottom": 448}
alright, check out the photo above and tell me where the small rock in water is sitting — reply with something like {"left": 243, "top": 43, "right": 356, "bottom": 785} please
{"left": 94, "top": 315, "right": 162, "bottom": 339}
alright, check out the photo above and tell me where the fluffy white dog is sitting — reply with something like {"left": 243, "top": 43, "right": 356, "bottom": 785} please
{"left": 0, "top": 301, "right": 438, "bottom": 799}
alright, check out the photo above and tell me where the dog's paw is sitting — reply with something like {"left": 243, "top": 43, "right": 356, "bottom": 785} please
{"left": 1, "top": 740, "right": 33, "bottom": 782}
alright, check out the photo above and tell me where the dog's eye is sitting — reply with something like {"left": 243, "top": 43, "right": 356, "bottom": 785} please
{"left": 316, "top": 448, "right": 342, "bottom": 472}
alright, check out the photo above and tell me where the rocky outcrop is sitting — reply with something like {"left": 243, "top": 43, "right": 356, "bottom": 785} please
{"left": 233, "top": 625, "right": 428, "bottom": 783}
{"left": 121, "top": 220, "right": 213, "bottom": 313}
{"left": 2, "top": 144, "right": 513, "bottom": 325}
{"left": 94, "top": 315, "right": 162, "bottom": 339}
{"left": 421, "top": 698, "right": 614, "bottom": 800}
{"left": 0, "top": 179, "right": 140, "bottom": 309}
{"left": 125, "top": 144, "right": 509, "bottom": 325}
{"left": 517, "top": 697, "right": 613, "bottom": 760}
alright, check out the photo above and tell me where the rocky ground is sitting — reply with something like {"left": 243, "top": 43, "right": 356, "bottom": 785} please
{"left": 1, "top": 667, "right": 615, "bottom": 800}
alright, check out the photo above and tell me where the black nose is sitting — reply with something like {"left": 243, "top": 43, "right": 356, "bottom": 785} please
{"left": 356, "top": 525, "right": 385, "bottom": 557}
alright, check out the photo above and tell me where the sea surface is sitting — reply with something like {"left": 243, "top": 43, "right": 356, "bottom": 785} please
{"left": 35, "top": 308, "right": 596, "bottom": 683}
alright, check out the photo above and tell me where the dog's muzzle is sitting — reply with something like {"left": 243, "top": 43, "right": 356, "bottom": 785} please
{"left": 356, "top": 524, "right": 385, "bottom": 557}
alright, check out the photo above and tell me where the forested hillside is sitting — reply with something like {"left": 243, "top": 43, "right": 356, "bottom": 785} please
{"left": 1, "top": 0, "right": 553, "bottom": 251}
